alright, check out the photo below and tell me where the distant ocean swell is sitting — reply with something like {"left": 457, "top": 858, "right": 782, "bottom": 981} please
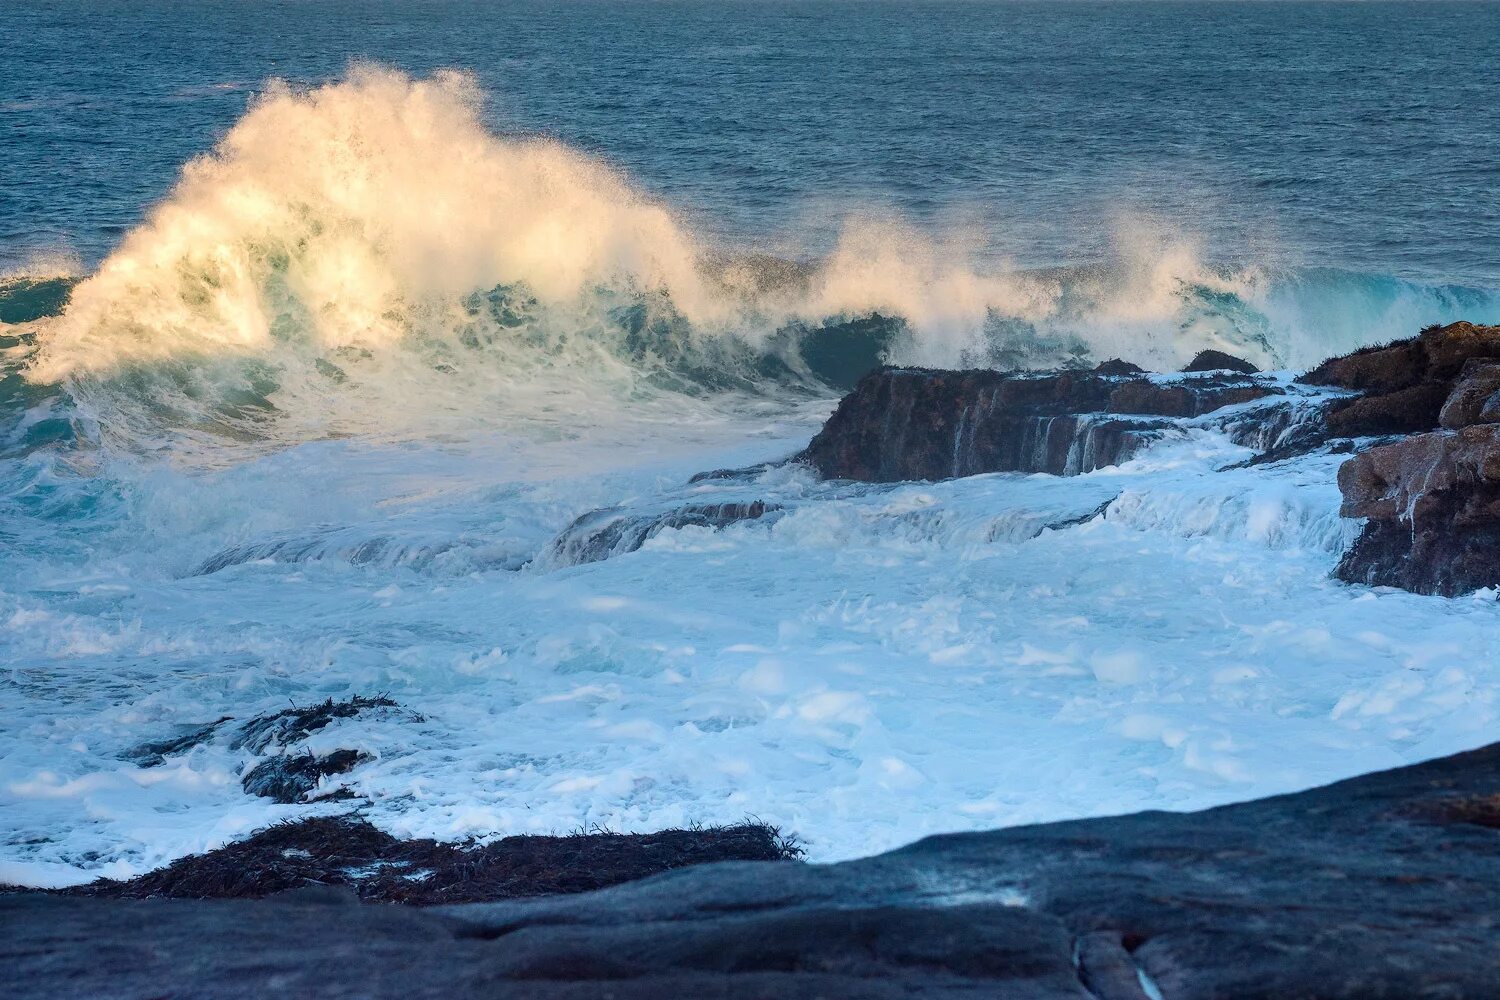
{"left": 2, "top": 66, "right": 1497, "bottom": 458}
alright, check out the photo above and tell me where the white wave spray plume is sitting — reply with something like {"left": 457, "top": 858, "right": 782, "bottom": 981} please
{"left": 19, "top": 65, "right": 1496, "bottom": 455}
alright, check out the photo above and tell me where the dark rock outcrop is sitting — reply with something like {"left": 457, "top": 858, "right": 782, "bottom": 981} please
{"left": 241, "top": 749, "right": 371, "bottom": 803}
{"left": 544, "top": 501, "right": 781, "bottom": 566}
{"left": 790, "top": 321, "right": 1500, "bottom": 593}
{"left": 11, "top": 743, "right": 1500, "bottom": 997}
{"left": 1181, "top": 348, "right": 1258, "bottom": 374}
{"left": 1092, "top": 358, "right": 1146, "bottom": 377}
{"left": 60, "top": 816, "right": 798, "bottom": 905}
{"left": 232, "top": 695, "right": 406, "bottom": 755}
{"left": 798, "top": 367, "right": 1276, "bottom": 482}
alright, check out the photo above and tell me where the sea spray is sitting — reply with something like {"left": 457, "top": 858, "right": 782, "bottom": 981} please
{"left": 13, "top": 67, "right": 1497, "bottom": 459}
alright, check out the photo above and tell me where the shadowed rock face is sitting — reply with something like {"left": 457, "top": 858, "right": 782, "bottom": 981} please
{"left": 797, "top": 367, "right": 1276, "bottom": 482}
{"left": 9, "top": 743, "right": 1500, "bottom": 998}
{"left": 1324, "top": 379, "right": 1451, "bottom": 436}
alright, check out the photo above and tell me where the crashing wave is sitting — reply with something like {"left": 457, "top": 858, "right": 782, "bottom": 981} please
{"left": 0, "top": 66, "right": 1495, "bottom": 460}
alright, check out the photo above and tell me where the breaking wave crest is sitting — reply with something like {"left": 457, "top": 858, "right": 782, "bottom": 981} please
{"left": 5, "top": 66, "right": 1499, "bottom": 458}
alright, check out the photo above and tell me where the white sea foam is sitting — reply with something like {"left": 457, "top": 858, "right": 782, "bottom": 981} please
{"left": 4, "top": 415, "right": 1499, "bottom": 887}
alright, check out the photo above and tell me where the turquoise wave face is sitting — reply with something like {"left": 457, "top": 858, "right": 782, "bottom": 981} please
{"left": 5, "top": 261, "right": 1500, "bottom": 466}
{"left": 0, "top": 280, "right": 75, "bottom": 458}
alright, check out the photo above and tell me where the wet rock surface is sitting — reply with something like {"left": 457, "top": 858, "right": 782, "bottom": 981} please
{"left": 54, "top": 816, "right": 798, "bottom": 905}
{"left": 797, "top": 366, "right": 1280, "bottom": 482}
{"left": 790, "top": 321, "right": 1500, "bottom": 595}
{"left": 241, "top": 749, "right": 371, "bottom": 803}
{"left": 9, "top": 743, "right": 1500, "bottom": 998}
{"left": 1337, "top": 423, "right": 1500, "bottom": 594}
{"left": 543, "top": 500, "right": 782, "bottom": 567}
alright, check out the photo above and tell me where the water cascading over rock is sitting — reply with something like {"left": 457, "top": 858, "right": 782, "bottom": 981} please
{"left": 796, "top": 362, "right": 1276, "bottom": 481}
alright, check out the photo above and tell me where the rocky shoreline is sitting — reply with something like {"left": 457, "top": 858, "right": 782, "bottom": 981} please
{"left": 56, "top": 815, "right": 800, "bottom": 905}
{"left": 8, "top": 322, "right": 1500, "bottom": 996}
{"left": 9, "top": 741, "right": 1500, "bottom": 997}
{"left": 800, "top": 320, "right": 1500, "bottom": 596}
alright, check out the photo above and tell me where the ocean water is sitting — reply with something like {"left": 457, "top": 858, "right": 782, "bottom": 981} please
{"left": 3, "top": 1, "right": 1500, "bottom": 887}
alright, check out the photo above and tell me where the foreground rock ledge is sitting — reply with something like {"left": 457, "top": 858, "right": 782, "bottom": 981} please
{"left": 9, "top": 744, "right": 1500, "bottom": 998}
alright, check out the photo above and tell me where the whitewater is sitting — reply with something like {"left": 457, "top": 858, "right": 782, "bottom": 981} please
{"left": 3, "top": 67, "right": 1500, "bottom": 888}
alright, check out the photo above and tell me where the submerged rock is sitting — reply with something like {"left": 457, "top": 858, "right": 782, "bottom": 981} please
{"left": 12, "top": 743, "right": 1500, "bottom": 997}
{"left": 124, "top": 696, "right": 411, "bottom": 779}
{"left": 122, "top": 717, "right": 233, "bottom": 767}
{"left": 797, "top": 366, "right": 1276, "bottom": 482}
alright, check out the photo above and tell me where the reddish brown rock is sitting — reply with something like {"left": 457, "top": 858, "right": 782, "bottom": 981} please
{"left": 1336, "top": 424, "right": 1500, "bottom": 594}
{"left": 1324, "top": 380, "right": 1451, "bottom": 437}
{"left": 1439, "top": 359, "right": 1500, "bottom": 429}
{"left": 1302, "top": 321, "right": 1500, "bottom": 395}
{"left": 1301, "top": 322, "right": 1500, "bottom": 439}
